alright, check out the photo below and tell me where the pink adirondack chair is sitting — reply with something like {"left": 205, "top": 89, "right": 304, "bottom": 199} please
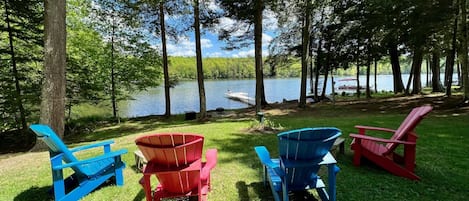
{"left": 349, "top": 105, "right": 432, "bottom": 180}
{"left": 135, "top": 133, "right": 217, "bottom": 201}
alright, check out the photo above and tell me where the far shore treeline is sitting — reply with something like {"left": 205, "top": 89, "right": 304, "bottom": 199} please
{"left": 169, "top": 56, "right": 416, "bottom": 80}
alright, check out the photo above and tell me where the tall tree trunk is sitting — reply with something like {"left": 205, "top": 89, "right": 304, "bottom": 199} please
{"left": 445, "top": 7, "right": 457, "bottom": 96}
{"left": 321, "top": 43, "right": 331, "bottom": 99}
{"left": 314, "top": 38, "right": 322, "bottom": 100}
{"left": 254, "top": 0, "right": 264, "bottom": 112}
{"left": 388, "top": 43, "right": 405, "bottom": 93}
{"left": 356, "top": 43, "right": 360, "bottom": 98}
{"left": 457, "top": 62, "right": 461, "bottom": 86}
{"left": 426, "top": 57, "right": 430, "bottom": 87}
{"left": 431, "top": 51, "right": 444, "bottom": 92}
{"left": 111, "top": 17, "right": 118, "bottom": 120}
{"left": 4, "top": 0, "right": 26, "bottom": 130}
{"left": 411, "top": 47, "right": 423, "bottom": 94}
{"left": 194, "top": 0, "right": 206, "bottom": 120}
{"left": 460, "top": 0, "right": 469, "bottom": 101}
{"left": 405, "top": 64, "right": 414, "bottom": 95}
{"left": 366, "top": 56, "right": 371, "bottom": 98}
{"left": 374, "top": 58, "right": 378, "bottom": 93}
{"left": 160, "top": 2, "right": 171, "bottom": 117}
{"left": 32, "top": 0, "right": 66, "bottom": 151}
{"left": 299, "top": 0, "right": 311, "bottom": 108}
{"left": 309, "top": 54, "right": 314, "bottom": 94}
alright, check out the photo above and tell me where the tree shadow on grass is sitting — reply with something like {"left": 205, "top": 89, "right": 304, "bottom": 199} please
{"left": 132, "top": 189, "right": 146, "bottom": 201}
{"left": 211, "top": 132, "right": 278, "bottom": 166}
{"left": 64, "top": 117, "right": 204, "bottom": 145}
{"left": 236, "top": 181, "right": 272, "bottom": 201}
{"left": 236, "top": 181, "right": 319, "bottom": 201}
{"left": 14, "top": 186, "right": 52, "bottom": 201}
{"left": 14, "top": 179, "right": 125, "bottom": 201}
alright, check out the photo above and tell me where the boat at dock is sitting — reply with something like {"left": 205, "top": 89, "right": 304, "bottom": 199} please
{"left": 335, "top": 78, "right": 371, "bottom": 95}
{"left": 225, "top": 91, "right": 255, "bottom": 105}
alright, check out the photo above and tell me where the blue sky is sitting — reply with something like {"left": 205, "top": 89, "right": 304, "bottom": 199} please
{"left": 164, "top": 9, "right": 279, "bottom": 58}
{"left": 165, "top": 31, "right": 274, "bottom": 58}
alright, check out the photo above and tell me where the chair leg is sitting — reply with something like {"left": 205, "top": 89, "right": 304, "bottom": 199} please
{"left": 352, "top": 147, "right": 362, "bottom": 166}
{"left": 52, "top": 169, "right": 66, "bottom": 200}
{"left": 115, "top": 167, "right": 124, "bottom": 186}
{"left": 140, "top": 175, "right": 153, "bottom": 201}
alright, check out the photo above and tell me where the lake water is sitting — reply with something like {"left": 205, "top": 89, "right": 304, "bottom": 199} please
{"left": 119, "top": 74, "right": 445, "bottom": 117}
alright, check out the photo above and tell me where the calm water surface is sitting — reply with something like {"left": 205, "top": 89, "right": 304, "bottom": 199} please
{"left": 119, "top": 74, "right": 440, "bottom": 117}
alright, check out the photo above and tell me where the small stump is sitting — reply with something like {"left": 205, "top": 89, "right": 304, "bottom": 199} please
{"left": 185, "top": 111, "right": 197, "bottom": 120}
{"left": 134, "top": 150, "right": 147, "bottom": 172}
{"left": 332, "top": 137, "right": 345, "bottom": 155}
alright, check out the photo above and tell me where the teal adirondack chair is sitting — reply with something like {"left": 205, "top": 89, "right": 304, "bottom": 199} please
{"left": 255, "top": 127, "right": 341, "bottom": 201}
{"left": 30, "top": 124, "right": 127, "bottom": 201}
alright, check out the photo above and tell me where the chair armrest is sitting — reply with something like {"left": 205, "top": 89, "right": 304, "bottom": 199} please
{"left": 52, "top": 149, "right": 127, "bottom": 170}
{"left": 354, "top": 125, "right": 396, "bottom": 134}
{"left": 254, "top": 146, "right": 279, "bottom": 169}
{"left": 69, "top": 140, "right": 115, "bottom": 153}
{"left": 201, "top": 149, "right": 218, "bottom": 179}
{"left": 255, "top": 146, "right": 284, "bottom": 177}
{"left": 350, "top": 134, "right": 416, "bottom": 145}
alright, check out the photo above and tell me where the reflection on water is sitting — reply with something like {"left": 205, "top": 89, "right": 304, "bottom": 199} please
{"left": 119, "top": 74, "right": 449, "bottom": 117}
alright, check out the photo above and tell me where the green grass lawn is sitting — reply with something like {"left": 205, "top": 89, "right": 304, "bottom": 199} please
{"left": 1, "top": 103, "right": 468, "bottom": 201}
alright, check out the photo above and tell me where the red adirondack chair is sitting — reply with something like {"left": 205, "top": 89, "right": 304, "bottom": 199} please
{"left": 349, "top": 105, "right": 432, "bottom": 180}
{"left": 135, "top": 133, "right": 217, "bottom": 201}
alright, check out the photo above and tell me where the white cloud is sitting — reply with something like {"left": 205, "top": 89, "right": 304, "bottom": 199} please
{"left": 231, "top": 48, "right": 269, "bottom": 58}
{"left": 206, "top": 52, "right": 225, "bottom": 58}
{"left": 233, "top": 49, "right": 255, "bottom": 58}
{"left": 164, "top": 37, "right": 214, "bottom": 57}
{"left": 262, "top": 33, "right": 273, "bottom": 45}
{"left": 263, "top": 9, "right": 278, "bottom": 31}
{"left": 216, "top": 17, "right": 249, "bottom": 37}
{"left": 201, "top": 38, "right": 213, "bottom": 48}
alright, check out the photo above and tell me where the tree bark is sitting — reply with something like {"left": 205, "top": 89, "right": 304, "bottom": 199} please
{"left": 314, "top": 38, "right": 322, "bottom": 100}
{"left": 31, "top": 0, "right": 66, "bottom": 151}
{"left": 366, "top": 56, "right": 371, "bottom": 98}
{"left": 194, "top": 0, "right": 206, "bottom": 120}
{"left": 356, "top": 43, "right": 360, "bottom": 98}
{"left": 321, "top": 43, "right": 330, "bottom": 99}
{"left": 445, "top": 7, "right": 457, "bottom": 96}
{"left": 309, "top": 54, "right": 314, "bottom": 94}
{"left": 111, "top": 16, "right": 118, "bottom": 120}
{"left": 431, "top": 51, "right": 444, "bottom": 92}
{"left": 254, "top": 0, "right": 264, "bottom": 112}
{"left": 388, "top": 43, "right": 405, "bottom": 93}
{"left": 411, "top": 47, "right": 423, "bottom": 94}
{"left": 160, "top": 2, "right": 171, "bottom": 117}
{"left": 460, "top": 0, "right": 469, "bottom": 101}
{"left": 374, "top": 58, "right": 378, "bottom": 93}
{"left": 299, "top": 0, "right": 311, "bottom": 108}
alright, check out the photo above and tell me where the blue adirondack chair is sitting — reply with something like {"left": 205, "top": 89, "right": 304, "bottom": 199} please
{"left": 255, "top": 127, "right": 341, "bottom": 201}
{"left": 30, "top": 124, "right": 127, "bottom": 201}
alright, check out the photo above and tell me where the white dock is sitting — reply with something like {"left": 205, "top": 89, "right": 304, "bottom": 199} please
{"left": 225, "top": 92, "right": 255, "bottom": 105}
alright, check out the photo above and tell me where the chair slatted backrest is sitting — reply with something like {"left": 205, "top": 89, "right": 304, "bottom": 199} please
{"left": 29, "top": 124, "right": 86, "bottom": 174}
{"left": 156, "top": 165, "right": 201, "bottom": 194}
{"left": 278, "top": 127, "right": 341, "bottom": 160}
{"left": 135, "top": 134, "right": 204, "bottom": 167}
{"left": 385, "top": 105, "right": 433, "bottom": 152}
{"left": 278, "top": 127, "right": 341, "bottom": 189}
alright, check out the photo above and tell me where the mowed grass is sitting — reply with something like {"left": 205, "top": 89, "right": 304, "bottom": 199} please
{"left": 1, "top": 104, "right": 468, "bottom": 201}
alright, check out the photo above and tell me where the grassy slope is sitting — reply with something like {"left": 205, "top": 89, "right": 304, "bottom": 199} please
{"left": 1, "top": 100, "right": 468, "bottom": 201}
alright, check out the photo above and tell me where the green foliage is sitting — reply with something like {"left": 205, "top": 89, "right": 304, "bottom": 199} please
{"left": 0, "top": 0, "right": 43, "bottom": 131}
{"left": 66, "top": 0, "right": 162, "bottom": 119}
{"left": 248, "top": 117, "right": 284, "bottom": 133}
